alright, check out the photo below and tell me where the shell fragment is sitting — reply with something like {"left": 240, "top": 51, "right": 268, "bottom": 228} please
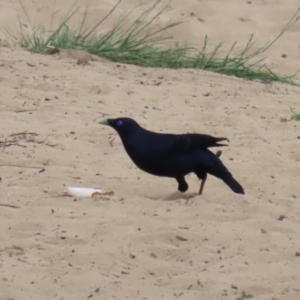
{"left": 67, "top": 187, "right": 111, "bottom": 198}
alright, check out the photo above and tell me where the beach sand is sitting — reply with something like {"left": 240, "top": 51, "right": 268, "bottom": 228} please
{"left": 0, "top": 1, "right": 300, "bottom": 299}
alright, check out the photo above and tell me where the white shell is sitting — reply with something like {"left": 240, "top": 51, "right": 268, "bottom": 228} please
{"left": 67, "top": 187, "right": 104, "bottom": 198}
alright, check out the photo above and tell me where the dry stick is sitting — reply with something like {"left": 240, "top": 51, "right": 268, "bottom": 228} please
{"left": 37, "top": 134, "right": 50, "bottom": 144}
{"left": 109, "top": 137, "right": 115, "bottom": 147}
{"left": 9, "top": 131, "right": 39, "bottom": 137}
{"left": 3, "top": 138, "right": 7, "bottom": 151}
{"left": 1, "top": 133, "right": 56, "bottom": 149}
{"left": 0, "top": 141, "right": 27, "bottom": 148}
{"left": 44, "top": 143, "right": 58, "bottom": 148}
{"left": 94, "top": 111, "right": 109, "bottom": 116}
{"left": 0, "top": 204, "right": 20, "bottom": 209}
{"left": 0, "top": 164, "right": 43, "bottom": 169}
{"left": 14, "top": 142, "right": 27, "bottom": 148}
{"left": 29, "top": 133, "right": 58, "bottom": 148}
{"left": 1, "top": 132, "right": 41, "bottom": 150}
{"left": 14, "top": 109, "right": 37, "bottom": 113}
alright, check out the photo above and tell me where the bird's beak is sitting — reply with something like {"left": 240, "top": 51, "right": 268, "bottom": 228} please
{"left": 96, "top": 117, "right": 109, "bottom": 126}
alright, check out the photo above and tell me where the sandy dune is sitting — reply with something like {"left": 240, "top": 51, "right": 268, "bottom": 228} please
{"left": 1, "top": 1, "right": 300, "bottom": 299}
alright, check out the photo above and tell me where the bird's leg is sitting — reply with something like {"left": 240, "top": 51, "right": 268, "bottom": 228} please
{"left": 196, "top": 151, "right": 219, "bottom": 195}
{"left": 198, "top": 173, "right": 207, "bottom": 195}
{"left": 176, "top": 177, "right": 188, "bottom": 193}
{"left": 194, "top": 170, "right": 207, "bottom": 195}
{"left": 196, "top": 150, "right": 219, "bottom": 195}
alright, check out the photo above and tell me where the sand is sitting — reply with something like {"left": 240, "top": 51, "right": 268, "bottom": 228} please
{"left": 1, "top": 1, "right": 300, "bottom": 299}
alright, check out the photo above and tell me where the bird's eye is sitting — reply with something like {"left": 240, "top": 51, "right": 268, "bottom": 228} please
{"left": 116, "top": 120, "right": 123, "bottom": 127}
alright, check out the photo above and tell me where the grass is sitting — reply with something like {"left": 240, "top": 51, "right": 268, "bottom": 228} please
{"left": 290, "top": 107, "right": 300, "bottom": 121}
{"left": 2, "top": 0, "right": 300, "bottom": 85}
{"left": 236, "top": 291, "right": 253, "bottom": 300}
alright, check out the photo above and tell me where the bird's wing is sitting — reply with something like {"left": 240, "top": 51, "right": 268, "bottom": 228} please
{"left": 159, "top": 134, "right": 228, "bottom": 157}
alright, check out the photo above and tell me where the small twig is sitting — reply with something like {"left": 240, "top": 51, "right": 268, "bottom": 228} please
{"left": 175, "top": 292, "right": 184, "bottom": 299}
{"left": 37, "top": 134, "right": 50, "bottom": 144}
{"left": 0, "top": 141, "right": 27, "bottom": 148}
{"left": 109, "top": 137, "right": 115, "bottom": 147}
{"left": 27, "top": 62, "right": 36, "bottom": 67}
{"left": 1, "top": 132, "right": 53, "bottom": 149}
{"left": 15, "top": 142, "right": 27, "bottom": 148}
{"left": 3, "top": 138, "right": 7, "bottom": 151}
{"left": 14, "top": 109, "right": 37, "bottom": 113}
{"left": 94, "top": 111, "right": 109, "bottom": 116}
{"left": 0, "top": 164, "right": 44, "bottom": 169}
{"left": 9, "top": 131, "right": 39, "bottom": 137}
{"left": 0, "top": 204, "right": 20, "bottom": 209}
{"left": 44, "top": 143, "right": 59, "bottom": 148}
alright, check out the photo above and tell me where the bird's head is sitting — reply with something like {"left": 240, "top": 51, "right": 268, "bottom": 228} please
{"left": 96, "top": 117, "right": 141, "bottom": 137}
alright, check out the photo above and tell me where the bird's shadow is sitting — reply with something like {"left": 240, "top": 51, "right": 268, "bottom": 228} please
{"left": 149, "top": 191, "right": 198, "bottom": 201}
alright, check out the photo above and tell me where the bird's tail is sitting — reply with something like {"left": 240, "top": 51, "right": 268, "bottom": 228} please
{"left": 223, "top": 175, "right": 244, "bottom": 194}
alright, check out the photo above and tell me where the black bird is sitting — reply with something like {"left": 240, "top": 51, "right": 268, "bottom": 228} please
{"left": 97, "top": 117, "right": 244, "bottom": 195}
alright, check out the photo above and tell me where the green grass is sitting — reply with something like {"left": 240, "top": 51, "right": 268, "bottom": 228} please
{"left": 2, "top": 0, "right": 300, "bottom": 85}
{"left": 237, "top": 291, "right": 253, "bottom": 300}
{"left": 290, "top": 107, "right": 300, "bottom": 121}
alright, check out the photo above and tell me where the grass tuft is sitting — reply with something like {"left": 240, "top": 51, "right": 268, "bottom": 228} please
{"left": 2, "top": 0, "right": 300, "bottom": 85}
{"left": 290, "top": 107, "right": 300, "bottom": 121}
